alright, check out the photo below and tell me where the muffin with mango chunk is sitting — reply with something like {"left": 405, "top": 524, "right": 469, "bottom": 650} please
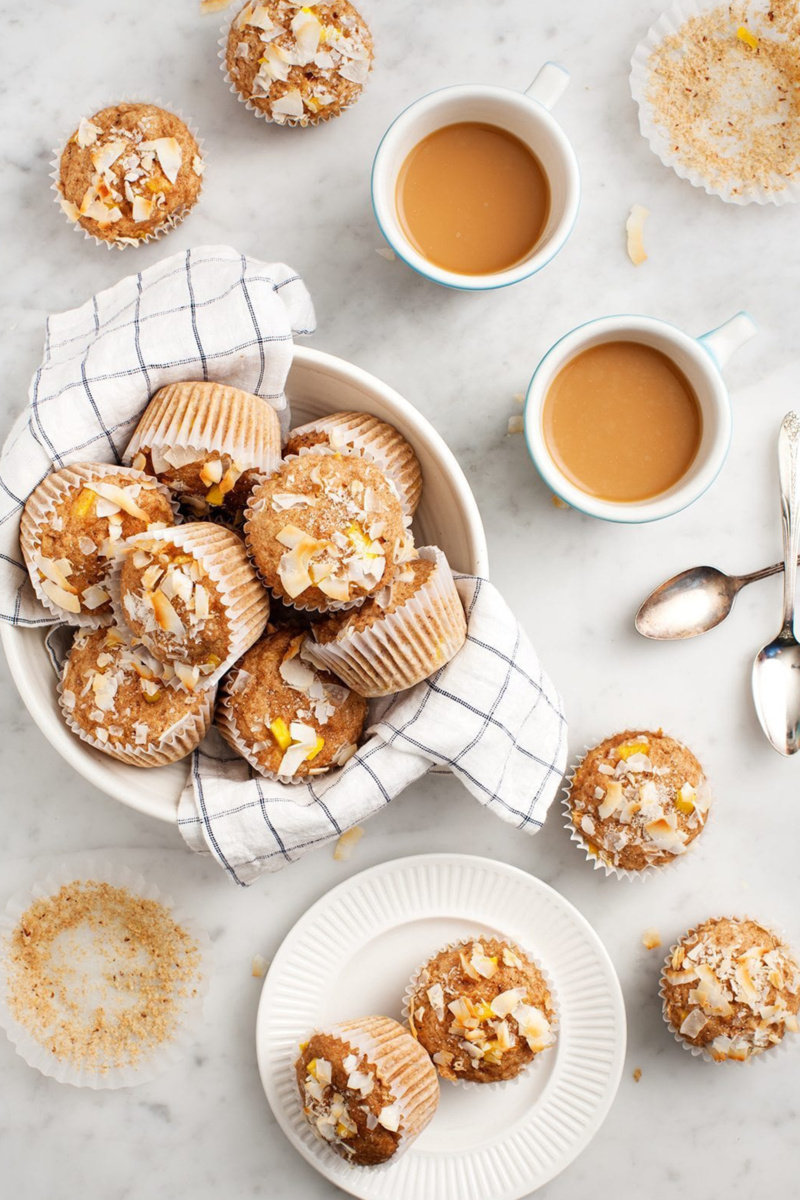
{"left": 661, "top": 917, "right": 800, "bottom": 1063}
{"left": 565, "top": 730, "right": 711, "bottom": 877}
{"left": 295, "top": 1016, "right": 439, "bottom": 1166}
{"left": 405, "top": 937, "right": 556, "bottom": 1084}
{"left": 20, "top": 462, "right": 175, "bottom": 626}
{"left": 215, "top": 627, "right": 366, "bottom": 782}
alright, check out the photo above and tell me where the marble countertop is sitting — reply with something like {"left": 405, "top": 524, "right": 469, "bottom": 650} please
{"left": 2, "top": 1, "right": 799, "bottom": 1197}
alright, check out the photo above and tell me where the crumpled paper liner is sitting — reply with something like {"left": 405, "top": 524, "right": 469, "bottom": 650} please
{"left": 401, "top": 936, "right": 559, "bottom": 1090}
{"left": 50, "top": 98, "right": 206, "bottom": 249}
{"left": 0, "top": 857, "right": 210, "bottom": 1088}
{"left": 303, "top": 546, "right": 466, "bottom": 698}
{"left": 296, "top": 1015, "right": 439, "bottom": 1168}
{"left": 19, "top": 462, "right": 178, "bottom": 628}
{"left": 659, "top": 916, "right": 800, "bottom": 1064}
{"left": 630, "top": 0, "right": 800, "bottom": 206}
{"left": 115, "top": 523, "right": 269, "bottom": 690}
{"left": 287, "top": 411, "right": 423, "bottom": 516}
{"left": 562, "top": 732, "right": 714, "bottom": 882}
{"left": 124, "top": 379, "right": 282, "bottom": 479}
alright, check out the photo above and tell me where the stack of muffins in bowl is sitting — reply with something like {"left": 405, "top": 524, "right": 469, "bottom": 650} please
{"left": 18, "top": 381, "right": 468, "bottom": 782}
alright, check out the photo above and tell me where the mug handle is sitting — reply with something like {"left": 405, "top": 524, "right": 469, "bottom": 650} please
{"left": 698, "top": 311, "right": 757, "bottom": 370}
{"left": 525, "top": 62, "right": 570, "bottom": 111}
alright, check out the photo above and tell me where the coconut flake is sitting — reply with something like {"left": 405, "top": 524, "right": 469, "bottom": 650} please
{"left": 271, "top": 88, "right": 305, "bottom": 119}
{"left": 333, "top": 825, "right": 364, "bottom": 861}
{"left": 139, "top": 138, "right": 183, "bottom": 185}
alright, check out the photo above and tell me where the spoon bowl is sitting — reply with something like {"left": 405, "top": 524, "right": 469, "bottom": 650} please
{"left": 635, "top": 565, "right": 741, "bottom": 639}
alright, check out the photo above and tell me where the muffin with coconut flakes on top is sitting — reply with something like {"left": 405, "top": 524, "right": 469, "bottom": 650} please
{"left": 244, "top": 452, "right": 411, "bottom": 612}
{"left": 57, "top": 102, "right": 204, "bottom": 245}
{"left": 407, "top": 937, "right": 556, "bottom": 1084}
{"left": 216, "top": 628, "right": 366, "bottom": 781}
{"left": 225, "top": 1, "right": 374, "bottom": 126}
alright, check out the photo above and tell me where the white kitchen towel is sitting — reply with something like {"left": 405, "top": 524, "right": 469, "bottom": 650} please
{"left": 0, "top": 245, "right": 315, "bottom": 626}
{"left": 178, "top": 574, "right": 568, "bottom": 885}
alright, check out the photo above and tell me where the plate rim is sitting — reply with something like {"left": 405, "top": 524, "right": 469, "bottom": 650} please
{"left": 255, "top": 852, "right": 627, "bottom": 1200}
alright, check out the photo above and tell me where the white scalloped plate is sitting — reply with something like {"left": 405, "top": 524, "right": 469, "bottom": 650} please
{"left": 256, "top": 853, "right": 626, "bottom": 1200}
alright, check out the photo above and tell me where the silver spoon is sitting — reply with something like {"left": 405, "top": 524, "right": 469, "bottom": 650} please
{"left": 635, "top": 558, "right": 800, "bottom": 640}
{"left": 752, "top": 411, "right": 800, "bottom": 756}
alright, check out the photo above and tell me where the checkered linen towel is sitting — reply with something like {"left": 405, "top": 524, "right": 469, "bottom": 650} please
{"left": 178, "top": 574, "right": 567, "bottom": 885}
{"left": 0, "top": 244, "right": 315, "bottom": 626}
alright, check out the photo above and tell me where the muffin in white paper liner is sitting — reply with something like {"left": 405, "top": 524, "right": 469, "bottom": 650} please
{"left": 562, "top": 730, "right": 713, "bottom": 883}
{"left": 56, "top": 628, "right": 216, "bottom": 767}
{"left": 115, "top": 522, "right": 270, "bottom": 691}
{"left": 124, "top": 380, "right": 282, "bottom": 505}
{"left": 303, "top": 546, "right": 466, "bottom": 698}
{"left": 630, "top": 0, "right": 800, "bottom": 206}
{"left": 219, "top": 3, "right": 374, "bottom": 130}
{"left": 244, "top": 451, "right": 412, "bottom": 615}
{"left": 286, "top": 411, "right": 423, "bottom": 516}
{"left": 295, "top": 1015, "right": 439, "bottom": 1168}
{"left": 659, "top": 916, "right": 800, "bottom": 1065}
{"left": 19, "top": 462, "right": 178, "bottom": 628}
{"left": 50, "top": 98, "right": 206, "bottom": 249}
{"left": 401, "top": 936, "right": 558, "bottom": 1091}
{"left": 0, "top": 858, "right": 210, "bottom": 1088}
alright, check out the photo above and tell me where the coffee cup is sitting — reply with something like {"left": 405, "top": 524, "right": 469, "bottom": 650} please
{"left": 371, "top": 63, "right": 580, "bottom": 291}
{"left": 523, "top": 312, "right": 758, "bottom": 522}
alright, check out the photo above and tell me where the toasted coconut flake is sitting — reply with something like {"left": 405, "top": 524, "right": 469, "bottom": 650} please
{"left": 91, "top": 481, "right": 151, "bottom": 521}
{"left": 642, "top": 928, "right": 662, "bottom": 950}
{"left": 42, "top": 579, "right": 81, "bottom": 614}
{"left": 76, "top": 117, "right": 101, "bottom": 148}
{"left": 139, "top": 138, "right": 183, "bottom": 185}
{"left": 82, "top": 584, "right": 111, "bottom": 610}
{"left": 271, "top": 88, "right": 305, "bottom": 119}
{"left": 333, "top": 825, "right": 364, "bottom": 861}
{"left": 507, "top": 415, "right": 524, "bottom": 435}
{"left": 132, "top": 195, "right": 154, "bottom": 223}
{"left": 91, "top": 139, "right": 127, "bottom": 175}
{"left": 200, "top": 0, "right": 232, "bottom": 10}
{"left": 59, "top": 197, "right": 81, "bottom": 223}
{"left": 149, "top": 589, "right": 186, "bottom": 636}
{"left": 36, "top": 555, "right": 78, "bottom": 594}
{"left": 490, "top": 987, "right": 528, "bottom": 1019}
{"left": 377, "top": 1104, "right": 401, "bottom": 1132}
{"left": 251, "top": 953, "right": 270, "bottom": 978}
{"left": 626, "top": 204, "right": 649, "bottom": 266}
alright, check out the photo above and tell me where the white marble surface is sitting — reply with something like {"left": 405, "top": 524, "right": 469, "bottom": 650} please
{"left": 2, "top": 0, "right": 800, "bottom": 1197}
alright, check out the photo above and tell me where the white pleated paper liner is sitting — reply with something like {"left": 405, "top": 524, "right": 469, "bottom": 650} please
{"left": 18, "top": 463, "right": 179, "bottom": 628}
{"left": 124, "top": 380, "right": 282, "bottom": 481}
{"left": 50, "top": 97, "right": 206, "bottom": 249}
{"left": 0, "top": 858, "right": 210, "bottom": 1088}
{"left": 295, "top": 1016, "right": 439, "bottom": 1171}
{"left": 630, "top": 0, "right": 800, "bottom": 206}
{"left": 401, "top": 936, "right": 559, "bottom": 1091}
{"left": 562, "top": 732, "right": 714, "bottom": 883}
{"left": 113, "top": 523, "right": 270, "bottom": 692}
{"left": 659, "top": 916, "right": 800, "bottom": 1065}
{"left": 286, "top": 412, "right": 423, "bottom": 517}
{"left": 302, "top": 546, "right": 466, "bottom": 698}
{"left": 218, "top": 8, "right": 373, "bottom": 129}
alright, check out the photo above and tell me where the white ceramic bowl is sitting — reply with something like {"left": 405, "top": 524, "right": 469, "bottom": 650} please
{"left": 1, "top": 346, "right": 488, "bottom": 825}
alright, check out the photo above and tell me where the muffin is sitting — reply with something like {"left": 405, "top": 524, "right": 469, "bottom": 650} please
{"left": 567, "top": 730, "right": 711, "bottom": 875}
{"left": 216, "top": 628, "right": 366, "bottom": 780}
{"left": 244, "top": 452, "right": 410, "bottom": 611}
{"left": 661, "top": 917, "right": 800, "bottom": 1062}
{"left": 295, "top": 1016, "right": 439, "bottom": 1166}
{"left": 117, "top": 523, "right": 269, "bottom": 690}
{"left": 304, "top": 547, "right": 466, "bottom": 697}
{"left": 59, "top": 627, "right": 214, "bottom": 766}
{"left": 285, "top": 412, "right": 422, "bottom": 516}
{"left": 56, "top": 102, "right": 204, "bottom": 246}
{"left": 225, "top": 1, "right": 374, "bottom": 127}
{"left": 406, "top": 937, "right": 556, "bottom": 1084}
{"left": 20, "top": 463, "right": 175, "bottom": 625}
{"left": 124, "top": 381, "right": 282, "bottom": 525}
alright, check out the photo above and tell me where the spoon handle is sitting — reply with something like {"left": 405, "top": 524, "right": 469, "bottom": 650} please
{"left": 778, "top": 412, "right": 800, "bottom": 635}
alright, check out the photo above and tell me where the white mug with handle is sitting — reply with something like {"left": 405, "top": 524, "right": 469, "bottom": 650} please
{"left": 523, "top": 311, "right": 758, "bottom": 523}
{"left": 371, "top": 63, "right": 581, "bottom": 291}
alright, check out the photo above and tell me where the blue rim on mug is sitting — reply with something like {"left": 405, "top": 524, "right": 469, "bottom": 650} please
{"left": 370, "top": 70, "right": 581, "bottom": 292}
{"left": 523, "top": 312, "right": 757, "bottom": 524}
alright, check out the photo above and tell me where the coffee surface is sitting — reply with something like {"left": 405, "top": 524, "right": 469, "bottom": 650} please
{"left": 396, "top": 122, "right": 550, "bottom": 275}
{"left": 542, "top": 341, "right": 703, "bottom": 502}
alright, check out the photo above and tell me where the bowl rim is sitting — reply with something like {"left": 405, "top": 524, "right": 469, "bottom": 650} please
{"left": 1, "top": 345, "right": 489, "bottom": 824}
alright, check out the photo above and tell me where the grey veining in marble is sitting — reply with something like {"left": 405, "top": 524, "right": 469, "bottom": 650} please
{"left": 2, "top": 1, "right": 800, "bottom": 1198}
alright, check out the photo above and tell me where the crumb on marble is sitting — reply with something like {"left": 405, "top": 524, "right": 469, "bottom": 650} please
{"left": 633, "top": 1067, "right": 642, "bottom": 1082}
